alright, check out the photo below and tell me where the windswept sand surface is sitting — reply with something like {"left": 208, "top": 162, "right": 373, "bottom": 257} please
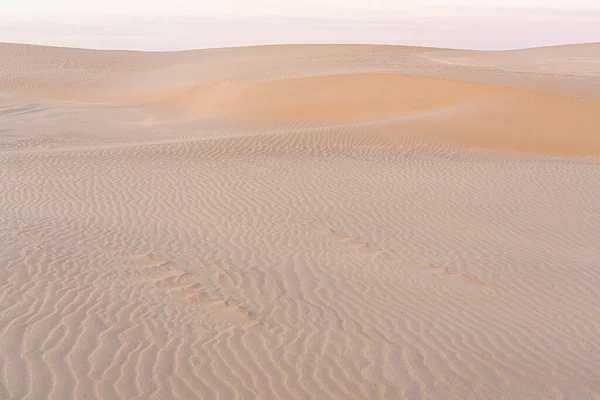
{"left": 1, "top": 42, "right": 600, "bottom": 399}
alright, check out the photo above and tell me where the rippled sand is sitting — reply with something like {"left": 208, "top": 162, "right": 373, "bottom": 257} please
{"left": 1, "top": 42, "right": 600, "bottom": 399}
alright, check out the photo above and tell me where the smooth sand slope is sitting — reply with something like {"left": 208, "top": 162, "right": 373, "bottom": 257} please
{"left": 1, "top": 42, "right": 600, "bottom": 399}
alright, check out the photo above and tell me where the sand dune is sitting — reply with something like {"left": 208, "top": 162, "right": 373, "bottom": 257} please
{"left": 2, "top": 43, "right": 599, "bottom": 156}
{"left": 1, "top": 42, "right": 600, "bottom": 399}
{"left": 141, "top": 73, "right": 600, "bottom": 156}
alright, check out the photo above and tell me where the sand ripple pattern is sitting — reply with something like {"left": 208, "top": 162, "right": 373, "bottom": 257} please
{"left": 1, "top": 43, "right": 600, "bottom": 399}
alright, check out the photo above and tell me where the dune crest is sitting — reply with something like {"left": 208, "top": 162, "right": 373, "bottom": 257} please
{"left": 147, "top": 74, "right": 498, "bottom": 122}
{"left": 1, "top": 42, "right": 599, "bottom": 156}
{"left": 134, "top": 73, "right": 600, "bottom": 157}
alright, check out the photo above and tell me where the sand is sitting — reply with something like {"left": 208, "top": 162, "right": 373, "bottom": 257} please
{"left": 1, "top": 42, "right": 600, "bottom": 399}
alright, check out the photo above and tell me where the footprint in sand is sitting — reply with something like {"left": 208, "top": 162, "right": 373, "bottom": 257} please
{"left": 320, "top": 227, "right": 389, "bottom": 258}
{"left": 128, "top": 254, "right": 208, "bottom": 303}
{"left": 126, "top": 253, "right": 254, "bottom": 323}
{"left": 15, "top": 228, "right": 53, "bottom": 243}
{"left": 422, "top": 262, "right": 489, "bottom": 287}
{"left": 212, "top": 300, "right": 254, "bottom": 324}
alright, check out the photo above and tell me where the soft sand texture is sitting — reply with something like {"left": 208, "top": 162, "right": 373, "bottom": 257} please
{"left": 1, "top": 42, "right": 600, "bottom": 399}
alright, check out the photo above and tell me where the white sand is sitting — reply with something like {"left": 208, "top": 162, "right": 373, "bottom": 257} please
{"left": 1, "top": 42, "right": 600, "bottom": 399}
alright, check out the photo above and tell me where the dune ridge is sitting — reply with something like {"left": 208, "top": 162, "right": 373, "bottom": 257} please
{"left": 2, "top": 42, "right": 599, "bottom": 157}
{"left": 140, "top": 73, "right": 600, "bottom": 157}
{"left": 1, "top": 42, "right": 600, "bottom": 399}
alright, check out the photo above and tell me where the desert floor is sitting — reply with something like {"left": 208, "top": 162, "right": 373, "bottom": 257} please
{"left": 1, "top": 42, "right": 600, "bottom": 399}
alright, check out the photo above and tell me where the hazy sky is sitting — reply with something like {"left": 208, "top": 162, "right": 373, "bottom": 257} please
{"left": 4, "top": 0, "right": 600, "bottom": 19}
{"left": 2, "top": 1, "right": 599, "bottom": 50}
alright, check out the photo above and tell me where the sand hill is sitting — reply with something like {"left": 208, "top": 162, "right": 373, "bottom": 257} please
{"left": 1, "top": 42, "right": 599, "bottom": 399}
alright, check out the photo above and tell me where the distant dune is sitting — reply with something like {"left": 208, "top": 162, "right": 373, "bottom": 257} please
{"left": 1, "top": 42, "right": 600, "bottom": 400}
{"left": 1, "top": 42, "right": 600, "bottom": 156}
{"left": 146, "top": 73, "right": 599, "bottom": 156}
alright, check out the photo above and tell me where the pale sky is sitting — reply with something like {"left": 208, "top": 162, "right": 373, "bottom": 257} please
{"left": 1, "top": 1, "right": 599, "bottom": 50}
{"left": 4, "top": 0, "right": 600, "bottom": 19}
